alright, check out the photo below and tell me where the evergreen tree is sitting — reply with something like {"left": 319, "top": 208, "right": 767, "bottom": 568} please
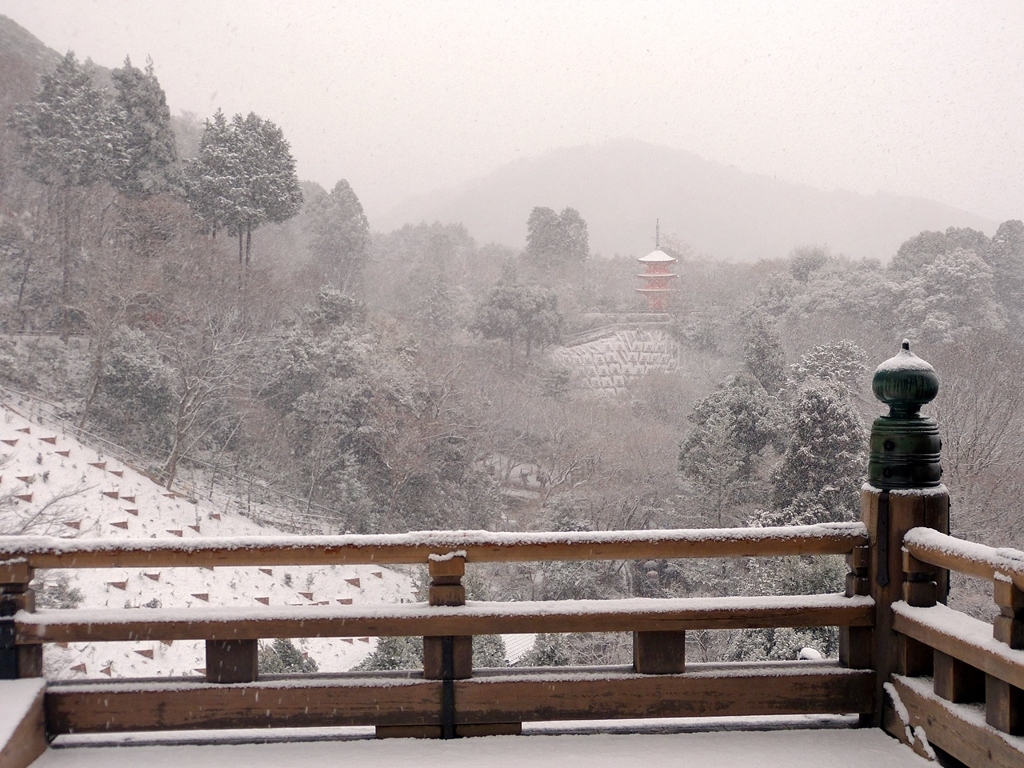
{"left": 742, "top": 311, "right": 786, "bottom": 393}
{"left": 519, "top": 633, "right": 572, "bottom": 667}
{"left": 355, "top": 635, "right": 423, "bottom": 670}
{"left": 789, "top": 246, "right": 830, "bottom": 283}
{"left": 9, "top": 51, "right": 125, "bottom": 339}
{"left": 767, "top": 382, "right": 866, "bottom": 523}
{"left": 184, "top": 110, "right": 303, "bottom": 266}
{"left": 679, "top": 373, "right": 784, "bottom": 525}
{"left": 413, "top": 267, "right": 458, "bottom": 335}
{"left": 988, "top": 220, "right": 1024, "bottom": 326}
{"left": 96, "top": 325, "right": 175, "bottom": 436}
{"left": 258, "top": 638, "right": 319, "bottom": 674}
{"left": 525, "top": 206, "right": 589, "bottom": 269}
{"left": 110, "top": 56, "right": 178, "bottom": 197}
{"left": 788, "top": 340, "right": 868, "bottom": 396}
{"left": 307, "top": 179, "right": 370, "bottom": 291}
{"left": 525, "top": 206, "right": 562, "bottom": 267}
{"left": 470, "top": 272, "right": 563, "bottom": 363}
{"left": 894, "top": 247, "right": 1004, "bottom": 343}
{"left": 557, "top": 207, "right": 589, "bottom": 263}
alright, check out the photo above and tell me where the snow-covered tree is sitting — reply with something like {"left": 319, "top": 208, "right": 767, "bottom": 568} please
{"left": 894, "top": 247, "right": 1004, "bottom": 343}
{"left": 679, "top": 373, "right": 784, "bottom": 524}
{"left": 8, "top": 51, "right": 125, "bottom": 339}
{"left": 110, "top": 56, "right": 177, "bottom": 197}
{"left": 788, "top": 246, "right": 830, "bottom": 283}
{"left": 258, "top": 638, "right": 319, "bottom": 674}
{"left": 183, "top": 110, "right": 303, "bottom": 266}
{"left": 788, "top": 340, "right": 868, "bottom": 397}
{"left": 525, "top": 206, "right": 589, "bottom": 269}
{"left": 306, "top": 179, "right": 370, "bottom": 291}
{"left": 557, "top": 207, "right": 590, "bottom": 263}
{"left": 766, "top": 382, "right": 866, "bottom": 524}
{"left": 470, "top": 273, "right": 563, "bottom": 363}
{"left": 96, "top": 325, "right": 175, "bottom": 434}
{"left": 742, "top": 311, "right": 786, "bottom": 393}
{"left": 987, "top": 220, "right": 1024, "bottom": 326}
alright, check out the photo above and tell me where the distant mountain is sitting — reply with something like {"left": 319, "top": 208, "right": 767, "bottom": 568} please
{"left": 379, "top": 139, "right": 996, "bottom": 261}
{"left": 0, "top": 14, "right": 117, "bottom": 143}
{"left": 0, "top": 14, "right": 60, "bottom": 115}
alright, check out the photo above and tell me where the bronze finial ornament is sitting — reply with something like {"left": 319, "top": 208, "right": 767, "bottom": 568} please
{"left": 867, "top": 340, "right": 942, "bottom": 489}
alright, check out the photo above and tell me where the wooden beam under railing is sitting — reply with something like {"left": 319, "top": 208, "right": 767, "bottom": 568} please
{"left": 16, "top": 593, "right": 875, "bottom": 644}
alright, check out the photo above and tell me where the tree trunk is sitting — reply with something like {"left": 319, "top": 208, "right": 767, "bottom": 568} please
{"left": 245, "top": 225, "right": 252, "bottom": 267}
{"left": 78, "top": 350, "right": 104, "bottom": 429}
{"left": 164, "top": 395, "right": 189, "bottom": 490}
{"left": 59, "top": 188, "right": 72, "bottom": 343}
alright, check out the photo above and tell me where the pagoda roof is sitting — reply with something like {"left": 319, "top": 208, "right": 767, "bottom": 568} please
{"left": 638, "top": 249, "right": 676, "bottom": 263}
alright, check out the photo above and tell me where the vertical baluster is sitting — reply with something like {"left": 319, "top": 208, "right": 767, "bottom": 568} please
{"left": 840, "top": 544, "right": 872, "bottom": 670}
{"left": 987, "top": 574, "right": 1024, "bottom": 734}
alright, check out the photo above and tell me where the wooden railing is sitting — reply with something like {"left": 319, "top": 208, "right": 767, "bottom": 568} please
{"left": 885, "top": 526, "right": 1024, "bottom": 767}
{"left": 0, "top": 523, "right": 873, "bottom": 740}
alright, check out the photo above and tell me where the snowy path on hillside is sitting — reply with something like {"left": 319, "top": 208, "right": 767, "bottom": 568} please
{"left": 34, "top": 727, "right": 931, "bottom": 767}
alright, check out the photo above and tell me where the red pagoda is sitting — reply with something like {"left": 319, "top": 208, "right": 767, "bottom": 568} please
{"left": 635, "top": 224, "right": 678, "bottom": 311}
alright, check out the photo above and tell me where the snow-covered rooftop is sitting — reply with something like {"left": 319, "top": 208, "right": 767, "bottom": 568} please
{"left": 637, "top": 248, "right": 676, "bottom": 263}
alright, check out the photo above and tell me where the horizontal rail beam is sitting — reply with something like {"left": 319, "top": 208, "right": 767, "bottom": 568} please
{"left": 902, "top": 527, "right": 1024, "bottom": 590}
{"left": 892, "top": 602, "right": 1024, "bottom": 690}
{"left": 18, "top": 594, "right": 874, "bottom": 644}
{"left": 0, "top": 523, "right": 867, "bottom": 570}
{"left": 44, "top": 661, "right": 873, "bottom": 734}
{"left": 889, "top": 675, "right": 1024, "bottom": 768}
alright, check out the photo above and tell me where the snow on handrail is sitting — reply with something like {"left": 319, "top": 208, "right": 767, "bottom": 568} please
{"left": 903, "top": 526, "right": 1024, "bottom": 589}
{"left": 0, "top": 522, "right": 867, "bottom": 568}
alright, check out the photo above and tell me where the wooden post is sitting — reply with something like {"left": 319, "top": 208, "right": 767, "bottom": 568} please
{"left": 863, "top": 486, "right": 949, "bottom": 724}
{"left": 897, "top": 546, "right": 939, "bottom": 678}
{"left": 384, "top": 553, "right": 473, "bottom": 740}
{"left": 633, "top": 630, "right": 686, "bottom": 674}
{"left": 839, "top": 545, "right": 872, "bottom": 670}
{"left": 933, "top": 650, "right": 984, "bottom": 703}
{"left": 0, "top": 560, "right": 41, "bottom": 679}
{"left": 423, "top": 553, "right": 471, "bottom": 680}
{"left": 205, "top": 639, "right": 258, "bottom": 684}
{"left": 986, "top": 675, "right": 1024, "bottom": 735}
{"left": 993, "top": 576, "right": 1024, "bottom": 650}
{"left": 902, "top": 549, "right": 938, "bottom": 608}
{"left": 987, "top": 575, "right": 1024, "bottom": 735}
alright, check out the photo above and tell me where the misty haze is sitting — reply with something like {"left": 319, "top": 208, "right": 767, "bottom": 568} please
{"left": 0, "top": 4, "right": 1021, "bottom": 765}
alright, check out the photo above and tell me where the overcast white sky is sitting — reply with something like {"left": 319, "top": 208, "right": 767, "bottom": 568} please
{"left": 1, "top": 0, "right": 1022, "bottom": 224}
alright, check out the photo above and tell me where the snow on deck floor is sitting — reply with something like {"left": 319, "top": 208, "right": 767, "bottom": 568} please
{"left": 33, "top": 722, "right": 931, "bottom": 768}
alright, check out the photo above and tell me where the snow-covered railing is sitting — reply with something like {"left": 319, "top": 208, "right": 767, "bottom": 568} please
{"left": 0, "top": 523, "right": 874, "bottom": 739}
{"left": 0, "top": 522, "right": 867, "bottom": 569}
{"left": 885, "top": 527, "right": 1024, "bottom": 766}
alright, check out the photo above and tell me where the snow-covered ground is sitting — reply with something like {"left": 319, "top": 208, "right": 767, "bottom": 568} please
{"left": 31, "top": 724, "right": 931, "bottom": 767}
{"left": 0, "top": 401, "right": 418, "bottom": 677}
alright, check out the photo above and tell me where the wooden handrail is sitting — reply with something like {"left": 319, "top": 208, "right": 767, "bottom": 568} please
{"left": 902, "top": 527, "right": 1024, "bottom": 590}
{"left": 16, "top": 593, "right": 874, "bottom": 644}
{"left": 0, "top": 522, "right": 867, "bottom": 571}
{"left": 892, "top": 602, "right": 1024, "bottom": 690}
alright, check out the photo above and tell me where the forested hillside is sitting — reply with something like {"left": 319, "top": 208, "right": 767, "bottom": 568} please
{"left": 2, "top": 16, "right": 1023, "bottom": 667}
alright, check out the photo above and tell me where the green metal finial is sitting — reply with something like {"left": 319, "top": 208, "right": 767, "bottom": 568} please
{"left": 868, "top": 340, "right": 942, "bottom": 489}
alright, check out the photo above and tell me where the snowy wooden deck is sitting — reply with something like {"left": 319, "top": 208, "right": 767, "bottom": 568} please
{"left": 6, "top": 509, "right": 1024, "bottom": 767}
{"left": 34, "top": 719, "right": 932, "bottom": 768}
